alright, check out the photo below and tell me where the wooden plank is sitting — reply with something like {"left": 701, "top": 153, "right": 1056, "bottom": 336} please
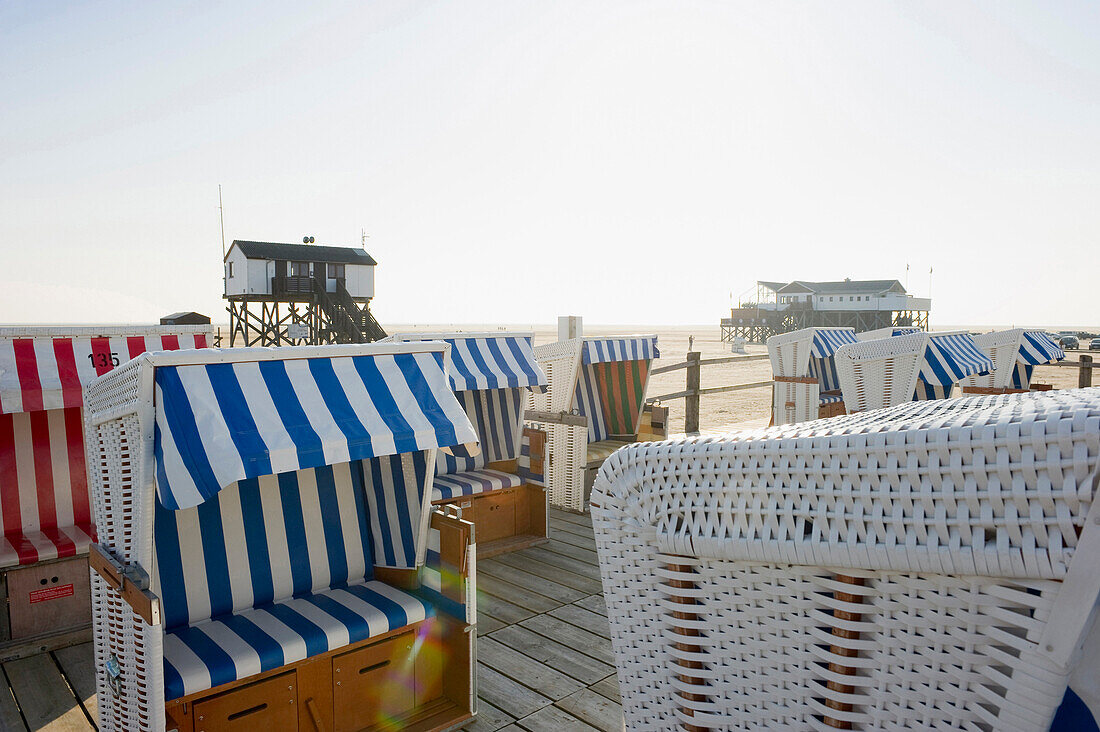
{"left": 547, "top": 523, "right": 597, "bottom": 550}
{"left": 548, "top": 604, "right": 611, "bottom": 639}
{"left": 477, "top": 613, "right": 507, "bottom": 636}
{"left": 493, "top": 555, "right": 604, "bottom": 595}
{"left": 543, "top": 539, "right": 599, "bottom": 567}
{"left": 477, "top": 591, "right": 536, "bottom": 625}
{"left": 515, "top": 703, "right": 600, "bottom": 731}
{"left": 518, "top": 547, "right": 603, "bottom": 581}
{"left": 3, "top": 653, "right": 93, "bottom": 731}
{"left": 476, "top": 664, "right": 552, "bottom": 719}
{"left": 52, "top": 644, "right": 97, "bottom": 724}
{"left": 519, "top": 615, "right": 616, "bottom": 666}
{"left": 489, "top": 626, "right": 614, "bottom": 685}
{"left": 478, "top": 562, "right": 587, "bottom": 604}
{"left": 0, "top": 666, "right": 26, "bottom": 731}
{"left": 550, "top": 511, "right": 592, "bottom": 528}
{"left": 478, "top": 638, "right": 584, "bottom": 700}
{"left": 589, "top": 674, "right": 620, "bottom": 703}
{"left": 548, "top": 517, "right": 596, "bottom": 539}
{"left": 477, "top": 574, "right": 563, "bottom": 615}
{"left": 463, "top": 699, "right": 514, "bottom": 732}
{"left": 572, "top": 594, "right": 608, "bottom": 617}
{"left": 554, "top": 689, "right": 624, "bottom": 732}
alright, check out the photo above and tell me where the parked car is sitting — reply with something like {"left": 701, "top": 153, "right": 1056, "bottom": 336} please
{"left": 1061, "top": 336, "right": 1080, "bottom": 350}
{"left": 1091, "top": 338, "right": 1100, "bottom": 351}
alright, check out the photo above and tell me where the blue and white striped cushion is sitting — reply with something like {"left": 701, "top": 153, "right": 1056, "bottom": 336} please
{"left": 1011, "top": 362, "right": 1035, "bottom": 390}
{"left": 436, "top": 388, "right": 524, "bottom": 476}
{"left": 432, "top": 469, "right": 523, "bottom": 502}
{"left": 914, "top": 380, "right": 953, "bottom": 401}
{"left": 809, "top": 356, "right": 842, "bottom": 393}
{"left": 819, "top": 392, "right": 844, "bottom": 405}
{"left": 162, "top": 580, "right": 433, "bottom": 701}
{"left": 362, "top": 452, "right": 429, "bottom": 570}
{"left": 574, "top": 366, "right": 608, "bottom": 442}
{"left": 154, "top": 461, "right": 374, "bottom": 631}
{"left": 436, "top": 392, "right": 486, "bottom": 475}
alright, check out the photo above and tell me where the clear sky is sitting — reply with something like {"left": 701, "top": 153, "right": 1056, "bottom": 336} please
{"left": 2, "top": 1, "right": 1097, "bottom": 327}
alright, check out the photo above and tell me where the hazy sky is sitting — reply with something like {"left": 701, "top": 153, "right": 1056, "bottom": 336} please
{"left": 2, "top": 1, "right": 1097, "bottom": 327}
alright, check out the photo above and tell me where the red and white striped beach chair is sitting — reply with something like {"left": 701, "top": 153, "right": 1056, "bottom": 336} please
{"left": 0, "top": 325, "right": 211, "bottom": 654}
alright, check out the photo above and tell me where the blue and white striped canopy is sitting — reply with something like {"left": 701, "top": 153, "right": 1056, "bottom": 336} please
{"left": 890, "top": 327, "right": 921, "bottom": 337}
{"left": 581, "top": 336, "right": 659, "bottom": 365}
{"left": 810, "top": 329, "right": 858, "bottom": 358}
{"left": 1019, "top": 331, "right": 1064, "bottom": 366}
{"left": 384, "top": 333, "right": 547, "bottom": 393}
{"left": 153, "top": 349, "right": 478, "bottom": 510}
{"left": 919, "top": 334, "right": 995, "bottom": 386}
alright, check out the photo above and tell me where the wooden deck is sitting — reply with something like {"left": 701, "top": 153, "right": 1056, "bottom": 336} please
{"left": 1, "top": 509, "right": 623, "bottom": 731}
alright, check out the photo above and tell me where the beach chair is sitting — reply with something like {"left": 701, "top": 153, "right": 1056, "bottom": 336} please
{"left": 528, "top": 335, "right": 663, "bottom": 513}
{"left": 0, "top": 325, "right": 212, "bottom": 658}
{"left": 590, "top": 388, "right": 1100, "bottom": 731}
{"left": 856, "top": 326, "right": 922, "bottom": 340}
{"left": 961, "top": 328, "right": 1065, "bottom": 394}
{"left": 383, "top": 332, "right": 550, "bottom": 556}
{"left": 84, "top": 343, "right": 481, "bottom": 732}
{"left": 767, "top": 327, "right": 857, "bottom": 425}
{"left": 835, "top": 330, "right": 994, "bottom": 412}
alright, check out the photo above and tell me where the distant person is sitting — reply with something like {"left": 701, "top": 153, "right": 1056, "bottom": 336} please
{"left": 689, "top": 335, "right": 695, "bottom": 352}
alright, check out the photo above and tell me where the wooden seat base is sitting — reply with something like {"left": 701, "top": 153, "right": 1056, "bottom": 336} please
{"left": 435, "top": 482, "right": 547, "bottom": 549}
{"left": 165, "top": 616, "right": 472, "bottom": 732}
{"left": 0, "top": 554, "right": 92, "bottom": 660}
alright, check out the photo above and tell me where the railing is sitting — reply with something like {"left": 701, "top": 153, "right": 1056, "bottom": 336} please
{"left": 647, "top": 352, "right": 772, "bottom": 433}
{"left": 271, "top": 275, "right": 314, "bottom": 296}
{"left": 646, "top": 353, "right": 1096, "bottom": 433}
{"left": 1051, "top": 355, "right": 1094, "bottom": 388}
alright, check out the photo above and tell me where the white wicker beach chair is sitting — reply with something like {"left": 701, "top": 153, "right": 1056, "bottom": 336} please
{"left": 528, "top": 335, "right": 662, "bottom": 513}
{"left": 961, "top": 329, "right": 1065, "bottom": 394}
{"left": 836, "top": 330, "right": 995, "bottom": 412}
{"left": 767, "top": 327, "right": 857, "bottom": 425}
{"left": 591, "top": 388, "right": 1100, "bottom": 731}
{"left": 0, "top": 325, "right": 212, "bottom": 656}
{"left": 384, "top": 332, "right": 550, "bottom": 556}
{"left": 84, "top": 343, "right": 481, "bottom": 732}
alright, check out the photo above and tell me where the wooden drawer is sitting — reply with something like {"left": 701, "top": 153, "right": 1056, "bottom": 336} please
{"left": 5, "top": 555, "right": 91, "bottom": 639}
{"left": 473, "top": 491, "right": 515, "bottom": 544}
{"left": 192, "top": 670, "right": 298, "bottom": 732}
{"left": 332, "top": 631, "right": 416, "bottom": 731}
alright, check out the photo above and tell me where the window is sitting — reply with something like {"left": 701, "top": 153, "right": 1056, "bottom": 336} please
{"left": 227, "top": 262, "right": 234, "bottom": 278}
{"left": 850, "top": 296, "right": 854, "bottom": 301}
{"left": 328, "top": 263, "right": 345, "bottom": 279}
{"left": 290, "top": 261, "right": 310, "bottom": 277}
{"left": 829, "top": 296, "right": 834, "bottom": 302}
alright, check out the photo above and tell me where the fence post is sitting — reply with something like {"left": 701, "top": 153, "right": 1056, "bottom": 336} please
{"left": 685, "top": 351, "right": 701, "bottom": 434}
{"left": 1081, "top": 355, "right": 1094, "bottom": 388}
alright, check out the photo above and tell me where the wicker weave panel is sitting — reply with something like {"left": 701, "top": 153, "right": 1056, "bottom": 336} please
{"left": 591, "top": 389, "right": 1100, "bottom": 731}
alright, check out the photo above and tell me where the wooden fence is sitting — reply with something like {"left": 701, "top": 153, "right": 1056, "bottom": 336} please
{"left": 646, "top": 352, "right": 771, "bottom": 433}
{"left": 648, "top": 352, "right": 1096, "bottom": 434}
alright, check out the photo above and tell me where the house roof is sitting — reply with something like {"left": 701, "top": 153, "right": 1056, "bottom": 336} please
{"left": 769, "top": 279, "right": 906, "bottom": 296}
{"left": 229, "top": 240, "right": 377, "bottom": 265}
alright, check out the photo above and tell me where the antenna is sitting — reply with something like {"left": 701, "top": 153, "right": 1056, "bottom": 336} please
{"left": 361, "top": 228, "right": 369, "bottom": 246}
{"left": 218, "top": 184, "right": 226, "bottom": 258}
